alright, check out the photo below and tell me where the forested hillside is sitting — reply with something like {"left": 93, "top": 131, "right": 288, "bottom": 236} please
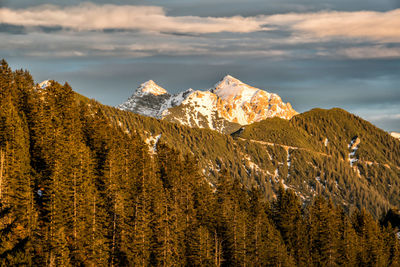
{"left": 98, "top": 92, "right": 400, "bottom": 219}
{"left": 1, "top": 60, "right": 399, "bottom": 266}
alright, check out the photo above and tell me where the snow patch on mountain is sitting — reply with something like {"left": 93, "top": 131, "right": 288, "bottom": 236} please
{"left": 144, "top": 133, "right": 162, "bottom": 154}
{"left": 241, "top": 152, "right": 267, "bottom": 176}
{"left": 286, "top": 149, "right": 291, "bottom": 178}
{"left": 348, "top": 136, "right": 360, "bottom": 167}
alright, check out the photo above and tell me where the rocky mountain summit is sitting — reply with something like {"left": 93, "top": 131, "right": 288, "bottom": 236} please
{"left": 118, "top": 75, "right": 297, "bottom": 132}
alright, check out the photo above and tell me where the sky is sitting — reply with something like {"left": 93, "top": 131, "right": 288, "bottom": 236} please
{"left": 1, "top": 0, "right": 400, "bottom": 132}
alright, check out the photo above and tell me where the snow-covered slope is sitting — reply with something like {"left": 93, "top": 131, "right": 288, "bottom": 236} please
{"left": 118, "top": 75, "right": 298, "bottom": 133}
{"left": 162, "top": 90, "right": 240, "bottom": 133}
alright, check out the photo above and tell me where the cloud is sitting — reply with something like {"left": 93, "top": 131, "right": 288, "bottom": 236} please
{"left": 2, "top": 3, "right": 400, "bottom": 42}
{"left": 365, "top": 113, "right": 400, "bottom": 120}
{"left": 2, "top": 3, "right": 400, "bottom": 62}
{"left": 338, "top": 46, "right": 400, "bottom": 59}
{"left": 0, "top": 3, "right": 268, "bottom": 34}
{"left": 266, "top": 9, "right": 400, "bottom": 42}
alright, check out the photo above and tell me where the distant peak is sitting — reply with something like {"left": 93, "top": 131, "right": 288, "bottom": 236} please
{"left": 136, "top": 80, "right": 168, "bottom": 96}
{"left": 39, "top": 80, "right": 51, "bottom": 89}
{"left": 391, "top": 132, "right": 400, "bottom": 139}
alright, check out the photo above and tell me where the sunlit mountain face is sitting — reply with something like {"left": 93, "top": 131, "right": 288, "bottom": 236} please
{"left": 118, "top": 75, "right": 297, "bottom": 132}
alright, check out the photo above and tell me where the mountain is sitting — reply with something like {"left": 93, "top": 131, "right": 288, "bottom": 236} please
{"left": 118, "top": 75, "right": 297, "bottom": 133}
{"left": 109, "top": 99, "right": 400, "bottom": 218}
{"left": 114, "top": 75, "right": 400, "bottom": 219}
{"left": 391, "top": 132, "right": 400, "bottom": 140}
{"left": 117, "top": 80, "right": 171, "bottom": 117}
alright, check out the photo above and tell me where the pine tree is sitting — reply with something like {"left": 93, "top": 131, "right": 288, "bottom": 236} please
{"left": 0, "top": 60, "right": 35, "bottom": 264}
{"left": 272, "top": 186, "right": 311, "bottom": 265}
{"left": 352, "top": 209, "right": 388, "bottom": 266}
{"left": 81, "top": 107, "right": 117, "bottom": 266}
{"left": 191, "top": 168, "right": 217, "bottom": 266}
{"left": 336, "top": 206, "right": 357, "bottom": 266}
{"left": 0, "top": 201, "right": 29, "bottom": 266}
{"left": 308, "top": 196, "right": 339, "bottom": 266}
{"left": 383, "top": 223, "right": 400, "bottom": 267}
{"left": 120, "top": 136, "right": 153, "bottom": 266}
{"left": 248, "top": 189, "right": 294, "bottom": 266}
{"left": 153, "top": 143, "right": 187, "bottom": 266}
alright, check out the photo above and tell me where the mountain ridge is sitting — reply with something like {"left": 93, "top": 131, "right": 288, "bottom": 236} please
{"left": 118, "top": 75, "right": 297, "bottom": 132}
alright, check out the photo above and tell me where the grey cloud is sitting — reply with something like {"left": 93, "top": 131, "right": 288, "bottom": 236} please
{"left": 0, "top": 23, "right": 26, "bottom": 34}
{"left": 2, "top": 4, "right": 400, "bottom": 44}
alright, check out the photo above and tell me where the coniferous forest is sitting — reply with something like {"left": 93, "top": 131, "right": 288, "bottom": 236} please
{"left": 1, "top": 59, "right": 400, "bottom": 266}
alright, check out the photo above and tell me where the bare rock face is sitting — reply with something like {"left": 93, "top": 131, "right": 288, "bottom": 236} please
{"left": 118, "top": 75, "right": 298, "bottom": 133}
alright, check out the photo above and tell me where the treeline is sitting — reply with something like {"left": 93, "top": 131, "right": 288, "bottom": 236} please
{"left": 1, "top": 60, "right": 399, "bottom": 266}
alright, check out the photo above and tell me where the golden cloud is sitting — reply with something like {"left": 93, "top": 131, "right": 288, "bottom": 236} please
{"left": 0, "top": 3, "right": 267, "bottom": 34}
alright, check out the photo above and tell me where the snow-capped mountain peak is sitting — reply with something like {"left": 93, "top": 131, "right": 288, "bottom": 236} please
{"left": 118, "top": 75, "right": 298, "bottom": 132}
{"left": 136, "top": 80, "right": 168, "bottom": 96}
{"left": 209, "top": 75, "right": 296, "bottom": 125}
